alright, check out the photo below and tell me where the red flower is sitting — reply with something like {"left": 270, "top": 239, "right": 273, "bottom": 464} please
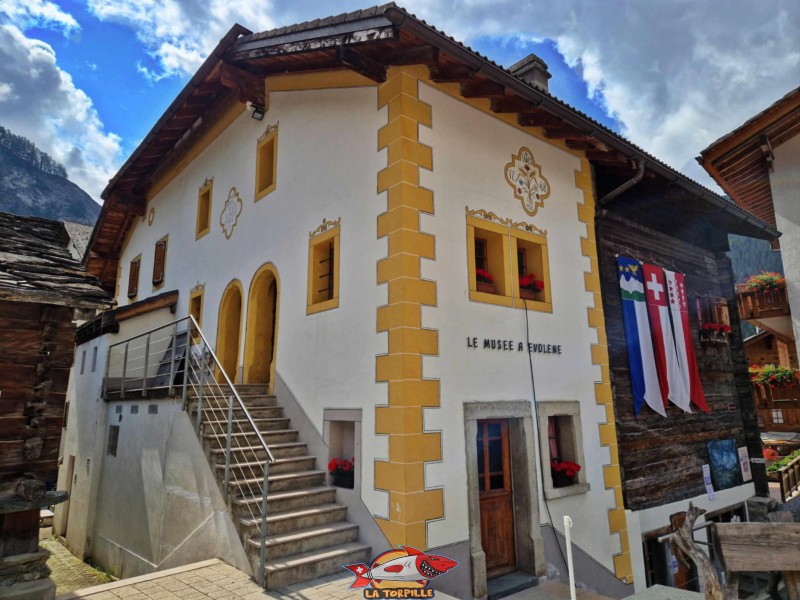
{"left": 476, "top": 268, "right": 494, "bottom": 284}
{"left": 763, "top": 448, "right": 779, "bottom": 461}
{"left": 328, "top": 457, "right": 355, "bottom": 475}
{"left": 519, "top": 273, "right": 544, "bottom": 292}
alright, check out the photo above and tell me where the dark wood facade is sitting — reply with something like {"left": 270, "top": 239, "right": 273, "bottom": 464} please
{"left": 597, "top": 209, "right": 768, "bottom": 510}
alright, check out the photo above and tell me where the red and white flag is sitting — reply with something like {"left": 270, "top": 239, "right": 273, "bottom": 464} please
{"left": 665, "top": 270, "right": 710, "bottom": 413}
{"left": 642, "top": 264, "right": 690, "bottom": 411}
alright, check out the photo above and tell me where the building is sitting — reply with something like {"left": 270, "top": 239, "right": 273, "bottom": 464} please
{"left": 0, "top": 212, "right": 109, "bottom": 600}
{"left": 56, "top": 5, "right": 777, "bottom": 599}
{"left": 699, "top": 86, "right": 800, "bottom": 440}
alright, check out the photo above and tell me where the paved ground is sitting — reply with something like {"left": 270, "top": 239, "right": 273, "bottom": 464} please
{"left": 54, "top": 559, "right": 460, "bottom": 600}
{"left": 39, "top": 530, "right": 114, "bottom": 595}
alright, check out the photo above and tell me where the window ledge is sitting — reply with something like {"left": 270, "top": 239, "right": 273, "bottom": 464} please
{"left": 255, "top": 183, "right": 276, "bottom": 202}
{"left": 195, "top": 227, "right": 210, "bottom": 240}
{"left": 469, "top": 290, "right": 553, "bottom": 313}
{"left": 307, "top": 298, "right": 339, "bottom": 315}
{"left": 544, "top": 482, "right": 590, "bottom": 500}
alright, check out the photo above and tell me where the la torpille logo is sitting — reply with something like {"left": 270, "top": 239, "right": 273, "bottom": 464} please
{"left": 343, "top": 546, "right": 458, "bottom": 598}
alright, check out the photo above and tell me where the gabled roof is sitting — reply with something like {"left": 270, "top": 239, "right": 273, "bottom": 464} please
{"left": 698, "top": 86, "right": 800, "bottom": 227}
{"left": 88, "top": 4, "right": 780, "bottom": 290}
{"left": 0, "top": 211, "right": 111, "bottom": 308}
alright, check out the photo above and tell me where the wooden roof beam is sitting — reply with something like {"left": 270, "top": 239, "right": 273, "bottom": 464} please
{"left": 517, "top": 112, "right": 564, "bottom": 128}
{"left": 428, "top": 63, "right": 476, "bottom": 83}
{"left": 379, "top": 45, "right": 438, "bottom": 66}
{"left": 110, "top": 193, "right": 146, "bottom": 216}
{"left": 337, "top": 46, "right": 387, "bottom": 83}
{"left": 219, "top": 63, "right": 266, "bottom": 105}
{"left": 460, "top": 79, "right": 504, "bottom": 98}
{"left": 490, "top": 96, "right": 535, "bottom": 113}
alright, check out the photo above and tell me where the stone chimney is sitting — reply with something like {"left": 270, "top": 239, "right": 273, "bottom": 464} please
{"left": 509, "top": 53, "right": 551, "bottom": 93}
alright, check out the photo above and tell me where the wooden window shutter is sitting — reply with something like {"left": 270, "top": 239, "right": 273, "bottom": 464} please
{"left": 127, "top": 258, "right": 140, "bottom": 298}
{"left": 153, "top": 240, "right": 167, "bottom": 285}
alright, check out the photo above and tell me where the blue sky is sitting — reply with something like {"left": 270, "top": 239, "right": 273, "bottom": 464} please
{"left": 0, "top": 1, "right": 797, "bottom": 201}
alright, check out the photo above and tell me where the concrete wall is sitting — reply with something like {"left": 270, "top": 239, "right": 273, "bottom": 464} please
{"left": 771, "top": 134, "right": 800, "bottom": 358}
{"left": 92, "top": 397, "right": 250, "bottom": 579}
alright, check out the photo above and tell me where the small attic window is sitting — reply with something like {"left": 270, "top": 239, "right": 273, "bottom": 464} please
{"left": 255, "top": 127, "right": 278, "bottom": 201}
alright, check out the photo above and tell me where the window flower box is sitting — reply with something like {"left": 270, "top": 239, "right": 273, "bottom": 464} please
{"left": 328, "top": 457, "right": 354, "bottom": 489}
{"left": 476, "top": 268, "right": 497, "bottom": 295}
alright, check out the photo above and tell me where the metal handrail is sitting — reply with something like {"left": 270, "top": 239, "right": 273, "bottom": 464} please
{"left": 104, "top": 314, "right": 275, "bottom": 586}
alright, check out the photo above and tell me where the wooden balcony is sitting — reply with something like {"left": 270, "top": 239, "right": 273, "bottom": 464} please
{"left": 768, "top": 452, "right": 800, "bottom": 502}
{"left": 736, "top": 284, "right": 791, "bottom": 321}
{"left": 753, "top": 382, "right": 800, "bottom": 432}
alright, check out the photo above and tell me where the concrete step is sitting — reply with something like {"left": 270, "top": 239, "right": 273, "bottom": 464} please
{"left": 214, "top": 456, "right": 316, "bottom": 478}
{"left": 262, "top": 542, "right": 371, "bottom": 590}
{"left": 193, "top": 405, "right": 284, "bottom": 419}
{"left": 233, "top": 384, "right": 270, "bottom": 395}
{"left": 202, "top": 417, "right": 291, "bottom": 433}
{"left": 240, "top": 503, "right": 348, "bottom": 536}
{"left": 229, "top": 469, "right": 326, "bottom": 494}
{"left": 210, "top": 442, "right": 307, "bottom": 465}
{"left": 191, "top": 393, "right": 278, "bottom": 407}
{"left": 254, "top": 522, "right": 360, "bottom": 559}
{"left": 232, "top": 486, "right": 336, "bottom": 517}
{"left": 203, "top": 429, "right": 298, "bottom": 446}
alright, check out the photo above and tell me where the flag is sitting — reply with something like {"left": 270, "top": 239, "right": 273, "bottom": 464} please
{"left": 642, "top": 263, "right": 691, "bottom": 412}
{"left": 617, "top": 256, "right": 666, "bottom": 416}
{"left": 665, "top": 270, "right": 710, "bottom": 413}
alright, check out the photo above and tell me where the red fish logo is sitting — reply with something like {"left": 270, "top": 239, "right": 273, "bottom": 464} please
{"left": 343, "top": 546, "right": 458, "bottom": 590}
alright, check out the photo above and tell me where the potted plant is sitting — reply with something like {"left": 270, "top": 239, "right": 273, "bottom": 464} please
{"left": 519, "top": 273, "right": 544, "bottom": 300}
{"left": 749, "top": 363, "right": 799, "bottom": 388}
{"left": 550, "top": 458, "right": 581, "bottom": 488}
{"left": 328, "top": 457, "right": 355, "bottom": 489}
{"left": 476, "top": 268, "right": 496, "bottom": 294}
{"left": 699, "top": 322, "right": 732, "bottom": 346}
{"left": 744, "top": 271, "right": 786, "bottom": 292}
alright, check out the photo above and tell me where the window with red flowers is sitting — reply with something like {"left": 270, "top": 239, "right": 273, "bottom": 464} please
{"left": 538, "top": 401, "right": 589, "bottom": 499}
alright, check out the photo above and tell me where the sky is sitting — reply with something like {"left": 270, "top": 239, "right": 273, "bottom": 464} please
{"left": 0, "top": 1, "right": 798, "bottom": 203}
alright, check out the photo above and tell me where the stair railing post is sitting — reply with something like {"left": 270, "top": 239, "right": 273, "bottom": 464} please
{"left": 121, "top": 341, "right": 128, "bottom": 399}
{"left": 259, "top": 461, "right": 269, "bottom": 587}
{"left": 168, "top": 322, "right": 178, "bottom": 396}
{"left": 103, "top": 345, "right": 111, "bottom": 400}
{"left": 142, "top": 331, "right": 151, "bottom": 398}
{"left": 195, "top": 362, "right": 206, "bottom": 435}
{"left": 223, "top": 394, "right": 234, "bottom": 503}
{"left": 182, "top": 322, "right": 192, "bottom": 405}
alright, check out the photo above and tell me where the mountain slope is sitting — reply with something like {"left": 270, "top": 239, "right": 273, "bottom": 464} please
{"left": 0, "top": 127, "right": 100, "bottom": 225}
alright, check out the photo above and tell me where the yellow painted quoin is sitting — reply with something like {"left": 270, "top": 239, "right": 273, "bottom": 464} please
{"left": 375, "top": 65, "right": 443, "bottom": 549}
{"left": 574, "top": 159, "right": 633, "bottom": 584}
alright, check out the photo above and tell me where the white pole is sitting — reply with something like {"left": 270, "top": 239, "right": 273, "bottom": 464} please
{"left": 564, "top": 515, "right": 577, "bottom": 600}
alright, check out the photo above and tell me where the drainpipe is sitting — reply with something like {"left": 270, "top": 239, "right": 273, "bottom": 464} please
{"left": 598, "top": 159, "right": 646, "bottom": 205}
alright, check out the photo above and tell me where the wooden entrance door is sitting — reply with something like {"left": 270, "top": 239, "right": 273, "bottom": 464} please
{"left": 477, "top": 419, "right": 516, "bottom": 578}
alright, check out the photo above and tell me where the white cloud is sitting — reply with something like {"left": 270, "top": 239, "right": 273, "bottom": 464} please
{"left": 0, "top": 0, "right": 79, "bottom": 35}
{"left": 0, "top": 24, "right": 121, "bottom": 200}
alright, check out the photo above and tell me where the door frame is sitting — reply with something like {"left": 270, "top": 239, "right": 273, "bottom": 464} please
{"left": 464, "top": 401, "right": 545, "bottom": 599}
{"left": 216, "top": 279, "right": 244, "bottom": 383}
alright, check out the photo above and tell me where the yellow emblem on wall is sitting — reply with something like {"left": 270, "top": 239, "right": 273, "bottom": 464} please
{"left": 504, "top": 147, "right": 551, "bottom": 216}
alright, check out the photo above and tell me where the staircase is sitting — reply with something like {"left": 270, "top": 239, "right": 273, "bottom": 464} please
{"left": 192, "top": 383, "right": 371, "bottom": 589}
{"left": 104, "top": 316, "right": 370, "bottom": 591}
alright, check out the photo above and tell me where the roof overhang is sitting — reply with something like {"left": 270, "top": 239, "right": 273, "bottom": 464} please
{"left": 88, "top": 4, "right": 780, "bottom": 291}
{"left": 698, "top": 86, "right": 800, "bottom": 229}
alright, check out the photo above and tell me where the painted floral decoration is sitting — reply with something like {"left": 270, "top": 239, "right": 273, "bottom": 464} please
{"left": 476, "top": 269, "right": 494, "bottom": 284}
{"left": 745, "top": 271, "right": 785, "bottom": 291}
{"left": 519, "top": 273, "right": 544, "bottom": 292}
{"left": 551, "top": 459, "right": 581, "bottom": 478}
{"left": 328, "top": 457, "right": 355, "bottom": 476}
{"left": 749, "top": 363, "right": 799, "bottom": 388}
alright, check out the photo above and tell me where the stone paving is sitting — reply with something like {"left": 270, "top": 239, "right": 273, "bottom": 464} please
{"left": 39, "top": 535, "right": 114, "bottom": 595}
{"left": 55, "top": 559, "right": 459, "bottom": 600}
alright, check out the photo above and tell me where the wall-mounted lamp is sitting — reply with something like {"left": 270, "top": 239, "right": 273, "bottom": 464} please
{"left": 251, "top": 105, "right": 265, "bottom": 121}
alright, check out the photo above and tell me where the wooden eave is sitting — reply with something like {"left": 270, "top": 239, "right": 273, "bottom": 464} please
{"left": 699, "top": 87, "right": 800, "bottom": 228}
{"left": 89, "top": 4, "right": 780, "bottom": 292}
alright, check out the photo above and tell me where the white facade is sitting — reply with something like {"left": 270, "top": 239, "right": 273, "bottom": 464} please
{"left": 771, "top": 133, "right": 800, "bottom": 356}
{"left": 59, "top": 71, "right": 630, "bottom": 597}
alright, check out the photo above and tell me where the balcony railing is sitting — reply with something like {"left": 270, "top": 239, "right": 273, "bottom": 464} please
{"left": 769, "top": 453, "right": 800, "bottom": 503}
{"left": 736, "top": 284, "right": 790, "bottom": 321}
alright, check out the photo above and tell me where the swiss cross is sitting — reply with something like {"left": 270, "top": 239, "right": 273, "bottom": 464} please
{"left": 646, "top": 272, "right": 664, "bottom": 300}
{"left": 356, "top": 566, "right": 365, "bottom": 574}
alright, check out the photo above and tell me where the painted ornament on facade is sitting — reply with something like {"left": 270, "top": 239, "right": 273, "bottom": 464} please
{"left": 504, "top": 147, "right": 551, "bottom": 216}
{"left": 147, "top": 207, "right": 155, "bottom": 226}
{"left": 220, "top": 187, "right": 243, "bottom": 239}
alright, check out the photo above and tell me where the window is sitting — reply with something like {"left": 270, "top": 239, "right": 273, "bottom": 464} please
{"left": 307, "top": 226, "right": 340, "bottom": 314}
{"left": 127, "top": 255, "right": 141, "bottom": 299}
{"left": 148, "top": 404, "right": 158, "bottom": 415}
{"left": 537, "top": 400, "right": 589, "bottom": 499}
{"left": 772, "top": 408, "right": 785, "bottom": 424}
{"left": 466, "top": 213, "right": 551, "bottom": 311}
{"left": 189, "top": 286, "right": 204, "bottom": 340}
{"left": 130, "top": 405, "right": 139, "bottom": 415}
{"left": 63, "top": 401, "right": 70, "bottom": 429}
{"left": 196, "top": 179, "right": 213, "bottom": 239}
{"left": 80, "top": 349, "right": 86, "bottom": 375}
{"left": 152, "top": 236, "right": 168, "bottom": 288}
{"left": 255, "top": 128, "right": 278, "bottom": 201}
{"left": 91, "top": 346, "right": 98, "bottom": 373}
{"left": 107, "top": 425, "right": 120, "bottom": 456}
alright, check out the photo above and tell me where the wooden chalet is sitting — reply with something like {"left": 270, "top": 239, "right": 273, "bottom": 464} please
{"left": 0, "top": 212, "right": 109, "bottom": 600}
